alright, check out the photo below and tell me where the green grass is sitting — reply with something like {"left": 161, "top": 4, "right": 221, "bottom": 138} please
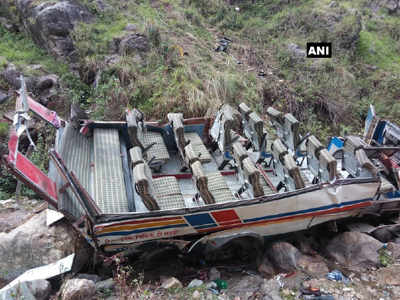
{"left": 357, "top": 31, "right": 400, "bottom": 72}
{"left": 0, "top": 25, "right": 69, "bottom": 75}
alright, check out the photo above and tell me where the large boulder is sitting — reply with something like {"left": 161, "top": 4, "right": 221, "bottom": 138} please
{"left": 325, "top": 231, "right": 383, "bottom": 271}
{"left": 61, "top": 278, "right": 96, "bottom": 300}
{"left": 266, "top": 242, "right": 301, "bottom": 273}
{"left": 0, "top": 210, "right": 92, "bottom": 282}
{"left": 16, "top": 0, "right": 92, "bottom": 61}
{"left": 260, "top": 241, "right": 328, "bottom": 277}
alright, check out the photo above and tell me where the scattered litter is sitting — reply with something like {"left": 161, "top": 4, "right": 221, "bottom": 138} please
{"left": 235, "top": 7, "right": 240, "bottom": 12}
{"left": 275, "top": 274, "right": 285, "bottom": 288}
{"left": 46, "top": 208, "right": 65, "bottom": 226}
{"left": 188, "top": 279, "right": 203, "bottom": 288}
{"left": 302, "top": 295, "right": 335, "bottom": 300}
{"left": 284, "top": 271, "right": 297, "bottom": 278}
{"left": 215, "top": 37, "right": 232, "bottom": 52}
{"left": 214, "top": 279, "right": 228, "bottom": 290}
{"left": 208, "top": 287, "right": 219, "bottom": 295}
{"left": 206, "top": 281, "right": 217, "bottom": 289}
{"left": 258, "top": 70, "right": 266, "bottom": 77}
{"left": 327, "top": 270, "right": 350, "bottom": 284}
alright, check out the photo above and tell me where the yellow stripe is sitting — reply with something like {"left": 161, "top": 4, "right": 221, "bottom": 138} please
{"left": 95, "top": 219, "right": 186, "bottom": 234}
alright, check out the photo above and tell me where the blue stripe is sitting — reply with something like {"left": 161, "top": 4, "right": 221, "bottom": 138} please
{"left": 243, "top": 198, "right": 372, "bottom": 223}
{"left": 194, "top": 224, "right": 218, "bottom": 230}
{"left": 97, "top": 224, "right": 188, "bottom": 238}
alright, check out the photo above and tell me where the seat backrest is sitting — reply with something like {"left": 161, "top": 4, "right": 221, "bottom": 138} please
{"left": 130, "top": 146, "right": 144, "bottom": 168}
{"left": 242, "top": 157, "right": 264, "bottom": 197}
{"left": 284, "top": 113, "right": 300, "bottom": 151}
{"left": 248, "top": 112, "right": 265, "bottom": 151}
{"left": 126, "top": 109, "right": 145, "bottom": 150}
{"left": 238, "top": 102, "right": 252, "bottom": 122}
{"left": 232, "top": 141, "right": 248, "bottom": 167}
{"left": 184, "top": 143, "right": 201, "bottom": 166}
{"left": 168, "top": 113, "right": 186, "bottom": 157}
{"left": 307, "top": 135, "right": 324, "bottom": 159}
{"left": 272, "top": 139, "right": 288, "bottom": 163}
{"left": 266, "top": 107, "right": 284, "bottom": 124}
{"left": 191, "top": 160, "right": 215, "bottom": 204}
{"left": 343, "top": 135, "right": 377, "bottom": 177}
{"left": 272, "top": 138, "right": 305, "bottom": 190}
{"left": 232, "top": 141, "right": 264, "bottom": 197}
{"left": 319, "top": 149, "right": 337, "bottom": 182}
{"left": 306, "top": 135, "right": 324, "bottom": 177}
{"left": 133, "top": 162, "right": 159, "bottom": 210}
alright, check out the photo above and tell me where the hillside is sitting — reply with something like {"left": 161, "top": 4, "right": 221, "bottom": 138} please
{"left": 0, "top": 0, "right": 399, "bottom": 196}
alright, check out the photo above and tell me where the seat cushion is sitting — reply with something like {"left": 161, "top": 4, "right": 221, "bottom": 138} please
{"left": 140, "top": 131, "right": 170, "bottom": 164}
{"left": 185, "top": 132, "right": 212, "bottom": 163}
{"left": 206, "top": 172, "right": 235, "bottom": 203}
{"left": 153, "top": 176, "right": 186, "bottom": 210}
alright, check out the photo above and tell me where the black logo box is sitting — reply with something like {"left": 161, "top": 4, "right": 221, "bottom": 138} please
{"left": 306, "top": 42, "right": 332, "bottom": 58}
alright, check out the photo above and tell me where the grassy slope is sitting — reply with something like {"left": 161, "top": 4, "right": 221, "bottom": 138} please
{"left": 69, "top": 0, "right": 400, "bottom": 138}
{"left": 2, "top": 0, "right": 399, "bottom": 138}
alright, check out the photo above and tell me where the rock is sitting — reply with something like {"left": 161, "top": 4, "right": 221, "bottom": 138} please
{"left": 0, "top": 279, "right": 51, "bottom": 300}
{"left": 125, "top": 23, "right": 137, "bottom": 31}
{"left": 16, "top": 0, "right": 92, "bottom": 60}
{"left": 376, "top": 265, "right": 400, "bottom": 286}
{"left": 225, "top": 275, "right": 265, "bottom": 299}
{"left": 188, "top": 279, "right": 203, "bottom": 288}
{"left": 287, "top": 43, "right": 306, "bottom": 60}
{"left": 161, "top": 277, "right": 182, "bottom": 289}
{"left": 266, "top": 242, "right": 301, "bottom": 273}
{"left": 0, "top": 208, "right": 32, "bottom": 233}
{"left": 208, "top": 267, "right": 221, "bottom": 281}
{"left": 325, "top": 232, "right": 383, "bottom": 271}
{"left": 61, "top": 278, "right": 96, "bottom": 300}
{"left": 96, "top": 278, "right": 115, "bottom": 291}
{"left": 119, "top": 33, "right": 149, "bottom": 55}
{"left": 371, "top": 227, "right": 395, "bottom": 243}
{"left": 257, "top": 256, "right": 275, "bottom": 278}
{"left": 0, "top": 68, "right": 38, "bottom": 91}
{"left": 76, "top": 273, "right": 101, "bottom": 283}
{"left": 0, "top": 210, "right": 92, "bottom": 282}
{"left": 36, "top": 75, "right": 58, "bottom": 92}
{"left": 0, "top": 90, "right": 9, "bottom": 105}
{"left": 297, "top": 254, "right": 329, "bottom": 276}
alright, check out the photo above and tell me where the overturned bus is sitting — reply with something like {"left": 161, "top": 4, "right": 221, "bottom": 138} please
{"left": 3, "top": 81, "right": 400, "bottom": 253}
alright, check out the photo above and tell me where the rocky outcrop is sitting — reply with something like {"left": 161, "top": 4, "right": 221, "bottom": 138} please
{"left": 266, "top": 242, "right": 301, "bottom": 273}
{"left": 0, "top": 90, "right": 9, "bottom": 104}
{"left": 325, "top": 231, "right": 383, "bottom": 271}
{"left": 0, "top": 210, "right": 92, "bottom": 282}
{"left": 118, "top": 33, "right": 150, "bottom": 55}
{"left": 15, "top": 0, "right": 92, "bottom": 61}
{"left": 61, "top": 278, "right": 96, "bottom": 300}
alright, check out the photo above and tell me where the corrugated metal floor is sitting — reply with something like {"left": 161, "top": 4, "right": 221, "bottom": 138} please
{"left": 57, "top": 124, "right": 93, "bottom": 218}
{"left": 93, "top": 128, "right": 129, "bottom": 213}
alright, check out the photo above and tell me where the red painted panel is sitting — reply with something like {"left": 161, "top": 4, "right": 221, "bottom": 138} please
{"left": 27, "top": 96, "right": 62, "bottom": 128}
{"left": 7, "top": 129, "right": 18, "bottom": 163}
{"left": 15, "top": 152, "right": 58, "bottom": 200}
{"left": 212, "top": 209, "right": 241, "bottom": 225}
